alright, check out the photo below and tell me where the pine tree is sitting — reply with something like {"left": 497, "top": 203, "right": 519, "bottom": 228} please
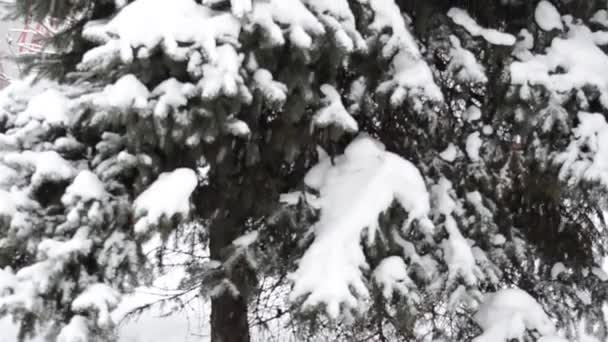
{"left": 1, "top": 1, "right": 608, "bottom": 341}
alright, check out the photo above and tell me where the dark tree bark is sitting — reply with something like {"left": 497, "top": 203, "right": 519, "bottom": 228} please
{"left": 208, "top": 213, "right": 251, "bottom": 342}
{"left": 210, "top": 290, "right": 250, "bottom": 342}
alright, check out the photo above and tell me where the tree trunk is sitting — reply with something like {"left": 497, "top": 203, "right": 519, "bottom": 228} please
{"left": 209, "top": 214, "right": 251, "bottom": 342}
{"left": 210, "top": 292, "right": 250, "bottom": 342}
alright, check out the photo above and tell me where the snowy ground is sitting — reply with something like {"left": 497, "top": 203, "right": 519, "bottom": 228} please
{"left": 1, "top": 299, "right": 210, "bottom": 342}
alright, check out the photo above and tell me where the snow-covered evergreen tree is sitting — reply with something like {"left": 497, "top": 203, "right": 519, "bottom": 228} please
{"left": 2, "top": 0, "right": 608, "bottom": 341}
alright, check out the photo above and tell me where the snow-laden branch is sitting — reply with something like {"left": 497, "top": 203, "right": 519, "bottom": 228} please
{"left": 287, "top": 135, "right": 431, "bottom": 318}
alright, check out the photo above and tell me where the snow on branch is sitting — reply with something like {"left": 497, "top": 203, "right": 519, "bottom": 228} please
{"left": 80, "top": 0, "right": 240, "bottom": 69}
{"left": 248, "top": 0, "right": 325, "bottom": 49}
{"left": 312, "top": 84, "right": 358, "bottom": 133}
{"left": 447, "top": 35, "right": 487, "bottom": 84}
{"left": 300, "top": 0, "right": 366, "bottom": 53}
{"left": 555, "top": 112, "right": 608, "bottom": 188}
{"left": 288, "top": 135, "right": 431, "bottom": 318}
{"left": 447, "top": 8, "right": 516, "bottom": 46}
{"left": 473, "top": 288, "right": 558, "bottom": 342}
{"left": 133, "top": 168, "right": 198, "bottom": 234}
{"left": 511, "top": 17, "right": 608, "bottom": 108}
{"left": 72, "top": 283, "right": 120, "bottom": 328}
{"left": 370, "top": 0, "right": 442, "bottom": 107}
{"left": 534, "top": 1, "right": 563, "bottom": 32}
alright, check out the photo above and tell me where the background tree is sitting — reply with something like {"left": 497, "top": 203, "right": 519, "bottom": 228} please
{"left": 1, "top": 1, "right": 608, "bottom": 342}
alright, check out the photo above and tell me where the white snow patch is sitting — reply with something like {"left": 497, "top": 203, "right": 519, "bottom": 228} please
{"left": 448, "top": 35, "right": 487, "bottom": 83}
{"left": 511, "top": 19, "right": 608, "bottom": 108}
{"left": 550, "top": 262, "right": 567, "bottom": 280}
{"left": 466, "top": 132, "right": 482, "bottom": 162}
{"left": 224, "top": 118, "right": 251, "bottom": 138}
{"left": 57, "top": 316, "right": 89, "bottom": 342}
{"left": 439, "top": 143, "right": 458, "bottom": 162}
{"left": 19, "top": 89, "right": 71, "bottom": 126}
{"left": 371, "top": 0, "right": 443, "bottom": 105}
{"left": 81, "top": 0, "right": 240, "bottom": 66}
{"left": 0, "top": 190, "right": 17, "bottom": 217}
{"left": 2, "top": 151, "right": 76, "bottom": 188}
{"left": 151, "top": 78, "right": 197, "bottom": 118}
{"left": 464, "top": 105, "right": 482, "bottom": 122}
{"left": 72, "top": 283, "right": 120, "bottom": 327}
{"left": 134, "top": 168, "right": 198, "bottom": 234}
{"left": 233, "top": 231, "right": 259, "bottom": 247}
{"left": 289, "top": 135, "right": 430, "bottom": 318}
{"left": 535, "top": 1, "right": 563, "bottom": 32}
{"left": 313, "top": 84, "right": 358, "bottom": 133}
{"left": 372, "top": 256, "right": 413, "bottom": 298}
{"left": 473, "top": 288, "right": 557, "bottom": 342}
{"left": 447, "top": 8, "right": 516, "bottom": 46}
{"left": 591, "top": 10, "right": 608, "bottom": 28}
{"left": 442, "top": 215, "right": 478, "bottom": 285}
{"left": 92, "top": 74, "right": 149, "bottom": 110}
{"left": 555, "top": 112, "right": 608, "bottom": 187}
{"left": 62, "top": 171, "right": 108, "bottom": 205}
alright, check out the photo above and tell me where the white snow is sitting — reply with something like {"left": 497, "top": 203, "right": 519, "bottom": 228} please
{"left": 133, "top": 168, "right": 198, "bottom": 234}
{"left": 229, "top": 0, "right": 252, "bottom": 18}
{"left": 2, "top": 151, "right": 76, "bottom": 189}
{"left": 473, "top": 288, "right": 557, "bottom": 342}
{"left": 439, "top": 143, "right": 458, "bottom": 162}
{"left": 81, "top": 0, "right": 240, "bottom": 66}
{"left": 491, "top": 234, "right": 506, "bottom": 246}
{"left": 464, "top": 105, "right": 482, "bottom": 122}
{"left": 466, "top": 132, "right": 482, "bottom": 162}
{"left": 0, "top": 190, "right": 17, "bottom": 217}
{"left": 57, "top": 316, "right": 89, "bottom": 342}
{"left": 511, "top": 18, "right": 608, "bottom": 108}
{"left": 300, "top": 0, "right": 366, "bottom": 53}
{"left": 253, "top": 69, "right": 287, "bottom": 105}
{"left": 151, "top": 78, "right": 197, "bottom": 118}
{"left": 430, "top": 178, "right": 478, "bottom": 285}
{"left": 448, "top": 35, "right": 487, "bottom": 84}
{"left": 447, "top": 8, "right": 516, "bottom": 46}
{"left": 72, "top": 283, "right": 120, "bottom": 327}
{"left": 442, "top": 215, "right": 478, "bottom": 285}
{"left": 513, "top": 29, "right": 535, "bottom": 61}
{"left": 372, "top": 256, "right": 413, "bottom": 298}
{"left": 371, "top": 0, "right": 443, "bottom": 105}
{"left": 591, "top": 10, "right": 608, "bottom": 29}
{"left": 62, "top": 171, "right": 108, "bottom": 205}
{"left": 575, "top": 288, "right": 592, "bottom": 305}
{"left": 466, "top": 191, "right": 493, "bottom": 218}
{"left": 198, "top": 45, "right": 249, "bottom": 101}
{"left": 0, "top": 267, "right": 17, "bottom": 294}
{"left": 535, "top": 1, "right": 563, "bottom": 32}
{"left": 232, "top": 230, "right": 259, "bottom": 247}
{"left": 224, "top": 118, "right": 251, "bottom": 138}
{"left": 249, "top": 0, "right": 325, "bottom": 49}
{"left": 431, "top": 177, "right": 457, "bottom": 216}
{"left": 289, "top": 135, "right": 431, "bottom": 318}
{"left": 37, "top": 232, "right": 93, "bottom": 260}
{"left": 551, "top": 262, "right": 566, "bottom": 280}
{"left": 312, "top": 84, "right": 358, "bottom": 133}
{"left": 18, "top": 89, "right": 71, "bottom": 126}
{"left": 555, "top": 112, "right": 608, "bottom": 187}
{"left": 91, "top": 74, "right": 149, "bottom": 111}
{"left": 538, "top": 336, "right": 569, "bottom": 342}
